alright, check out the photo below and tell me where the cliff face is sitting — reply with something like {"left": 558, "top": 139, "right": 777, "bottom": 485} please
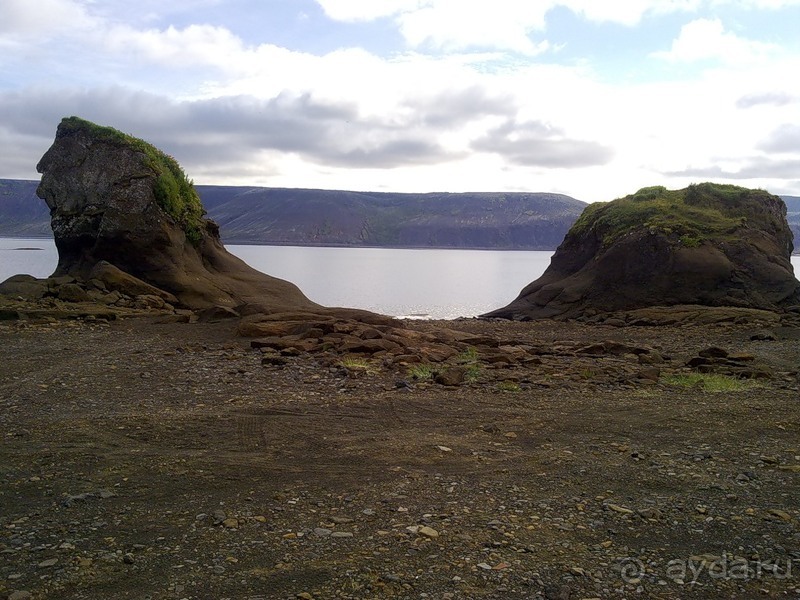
{"left": 201, "top": 188, "right": 585, "bottom": 249}
{"left": 485, "top": 183, "right": 800, "bottom": 320}
{"left": 35, "top": 117, "right": 319, "bottom": 311}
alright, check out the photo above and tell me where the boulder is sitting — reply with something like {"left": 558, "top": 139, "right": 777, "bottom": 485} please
{"left": 484, "top": 184, "right": 800, "bottom": 320}
{"left": 88, "top": 261, "right": 177, "bottom": 303}
{"left": 0, "top": 274, "right": 48, "bottom": 300}
{"left": 35, "top": 116, "right": 321, "bottom": 312}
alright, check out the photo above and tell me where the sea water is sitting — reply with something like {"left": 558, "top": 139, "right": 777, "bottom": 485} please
{"left": 2, "top": 237, "right": 799, "bottom": 320}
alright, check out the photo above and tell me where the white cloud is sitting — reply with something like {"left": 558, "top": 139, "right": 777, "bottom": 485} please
{"left": 564, "top": 0, "right": 703, "bottom": 26}
{"left": 652, "top": 17, "right": 777, "bottom": 63}
{"left": 394, "top": 1, "right": 551, "bottom": 54}
{"left": 314, "top": 0, "right": 706, "bottom": 52}
{"left": 736, "top": 91, "right": 798, "bottom": 107}
{"left": 0, "top": 0, "right": 96, "bottom": 36}
{"left": 2, "top": 0, "right": 800, "bottom": 202}
{"left": 103, "top": 23, "right": 251, "bottom": 71}
{"left": 725, "top": 0, "right": 800, "bottom": 7}
{"left": 313, "top": 0, "right": 424, "bottom": 21}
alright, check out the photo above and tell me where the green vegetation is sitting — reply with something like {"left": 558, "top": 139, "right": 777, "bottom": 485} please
{"left": 338, "top": 357, "right": 379, "bottom": 374}
{"left": 60, "top": 116, "right": 205, "bottom": 244}
{"left": 497, "top": 381, "right": 521, "bottom": 392}
{"left": 661, "top": 372, "right": 761, "bottom": 392}
{"left": 408, "top": 363, "right": 436, "bottom": 381}
{"left": 456, "top": 347, "right": 482, "bottom": 382}
{"left": 570, "top": 183, "right": 779, "bottom": 248}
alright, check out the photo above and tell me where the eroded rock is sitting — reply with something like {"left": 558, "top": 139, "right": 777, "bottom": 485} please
{"left": 34, "top": 116, "right": 320, "bottom": 312}
{"left": 485, "top": 184, "right": 800, "bottom": 320}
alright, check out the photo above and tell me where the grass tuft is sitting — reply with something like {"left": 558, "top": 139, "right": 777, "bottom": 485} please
{"left": 408, "top": 364, "right": 436, "bottom": 381}
{"left": 339, "top": 357, "right": 378, "bottom": 374}
{"left": 661, "top": 372, "right": 761, "bottom": 392}
{"left": 497, "top": 381, "right": 521, "bottom": 392}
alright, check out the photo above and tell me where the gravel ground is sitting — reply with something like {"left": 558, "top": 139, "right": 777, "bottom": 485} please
{"left": 1, "top": 314, "right": 799, "bottom": 599}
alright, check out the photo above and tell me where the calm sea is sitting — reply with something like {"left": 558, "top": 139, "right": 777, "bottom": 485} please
{"left": 2, "top": 237, "right": 799, "bottom": 320}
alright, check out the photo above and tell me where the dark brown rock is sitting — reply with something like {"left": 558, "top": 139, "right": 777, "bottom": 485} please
{"left": 484, "top": 184, "right": 800, "bottom": 320}
{"left": 36, "top": 117, "right": 321, "bottom": 312}
{"left": 0, "top": 274, "right": 48, "bottom": 300}
{"left": 637, "top": 367, "right": 661, "bottom": 382}
{"left": 88, "top": 262, "right": 178, "bottom": 304}
{"left": 338, "top": 338, "right": 403, "bottom": 355}
{"left": 434, "top": 366, "right": 468, "bottom": 386}
{"left": 196, "top": 305, "right": 239, "bottom": 322}
{"left": 699, "top": 347, "right": 729, "bottom": 359}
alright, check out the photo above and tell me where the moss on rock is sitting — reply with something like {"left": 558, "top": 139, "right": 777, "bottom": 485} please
{"left": 59, "top": 116, "right": 205, "bottom": 243}
{"left": 570, "top": 183, "right": 782, "bottom": 249}
{"left": 485, "top": 182, "right": 799, "bottom": 320}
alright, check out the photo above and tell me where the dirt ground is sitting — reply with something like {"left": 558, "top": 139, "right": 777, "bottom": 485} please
{"left": 1, "top": 314, "right": 799, "bottom": 599}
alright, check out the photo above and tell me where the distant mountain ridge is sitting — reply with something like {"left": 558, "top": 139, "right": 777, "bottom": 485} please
{"left": 2, "top": 179, "right": 798, "bottom": 252}
{"left": 0, "top": 179, "right": 585, "bottom": 250}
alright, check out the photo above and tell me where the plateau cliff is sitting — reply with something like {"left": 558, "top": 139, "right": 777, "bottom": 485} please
{"left": 0, "top": 180, "right": 584, "bottom": 249}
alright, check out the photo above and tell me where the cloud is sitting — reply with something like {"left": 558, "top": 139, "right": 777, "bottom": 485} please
{"left": 103, "top": 23, "right": 251, "bottom": 71}
{"left": 2, "top": 0, "right": 800, "bottom": 202}
{"left": 731, "top": 0, "right": 800, "bottom": 7}
{"left": 665, "top": 156, "right": 800, "bottom": 179}
{"left": 394, "top": 1, "right": 552, "bottom": 54}
{"left": 472, "top": 119, "right": 614, "bottom": 168}
{"left": 758, "top": 124, "right": 800, "bottom": 153}
{"left": 313, "top": 0, "right": 422, "bottom": 21}
{"left": 652, "top": 18, "right": 777, "bottom": 63}
{"left": 564, "top": 0, "right": 704, "bottom": 26}
{"left": 314, "top": 0, "right": 707, "bottom": 52}
{"left": 0, "top": 86, "right": 461, "bottom": 179}
{"left": 0, "top": 0, "right": 96, "bottom": 37}
{"left": 736, "top": 91, "right": 798, "bottom": 108}
{"left": 401, "top": 86, "right": 517, "bottom": 127}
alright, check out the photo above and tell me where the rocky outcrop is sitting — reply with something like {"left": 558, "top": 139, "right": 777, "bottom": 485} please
{"left": 33, "top": 117, "right": 322, "bottom": 312}
{"left": 485, "top": 183, "right": 800, "bottom": 320}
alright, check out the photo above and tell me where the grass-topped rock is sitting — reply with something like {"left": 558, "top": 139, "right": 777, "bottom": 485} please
{"left": 34, "top": 116, "right": 322, "bottom": 312}
{"left": 56, "top": 116, "right": 205, "bottom": 243}
{"left": 484, "top": 183, "right": 800, "bottom": 320}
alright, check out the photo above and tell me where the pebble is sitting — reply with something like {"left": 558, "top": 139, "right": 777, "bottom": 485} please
{"left": 313, "top": 528, "right": 332, "bottom": 537}
{"left": 37, "top": 558, "right": 58, "bottom": 568}
{"left": 330, "top": 516, "right": 353, "bottom": 524}
{"left": 330, "top": 532, "right": 353, "bottom": 538}
{"left": 212, "top": 509, "right": 227, "bottom": 524}
{"left": 766, "top": 509, "right": 792, "bottom": 521}
{"left": 418, "top": 526, "right": 439, "bottom": 538}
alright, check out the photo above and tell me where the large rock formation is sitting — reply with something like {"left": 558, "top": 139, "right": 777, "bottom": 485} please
{"left": 485, "top": 183, "right": 800, "bottom": 320}
{"left": 34, "top": 116, "right": 321, "bottom": 312}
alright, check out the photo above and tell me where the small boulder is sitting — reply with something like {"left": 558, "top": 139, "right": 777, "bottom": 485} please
{"left": 0, "top": 274, "right": 49, "bottom": 300}
{"left": 434, "top": 366, "right": 468, "bottom": 386}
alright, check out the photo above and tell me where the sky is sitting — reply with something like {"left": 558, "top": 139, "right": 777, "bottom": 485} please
{"left": 1, "top": 0, "right": 799, "bottom": 202}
